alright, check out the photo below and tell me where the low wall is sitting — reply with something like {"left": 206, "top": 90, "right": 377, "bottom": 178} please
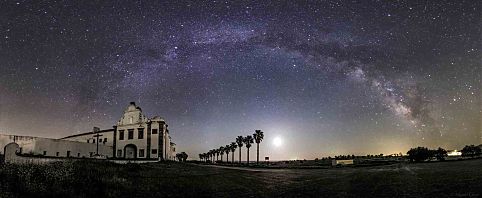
{"left": 0, "top": 134, "right": 113, "bottom": 158}
{"left": 4, "top": 143, "right": 159, "bottom": 164}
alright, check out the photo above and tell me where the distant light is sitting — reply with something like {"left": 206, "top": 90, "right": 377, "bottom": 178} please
{"left": 273, "top": 136, "right": 283, "bottom": 147}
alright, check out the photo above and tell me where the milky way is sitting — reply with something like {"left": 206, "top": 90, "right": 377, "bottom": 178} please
{"left": 0, "top": 1, "right": 480, "bottom": 160}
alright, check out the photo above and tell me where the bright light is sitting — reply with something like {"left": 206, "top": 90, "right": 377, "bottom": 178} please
{"left": 273, "top": 136, "right": 283, "bottom": 147}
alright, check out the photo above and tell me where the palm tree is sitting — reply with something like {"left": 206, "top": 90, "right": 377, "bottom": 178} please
{"left": 225, "top": 145, "right": 231, "bottom": 163}
{"left": 199, "top": 153, "right": 203, "bottom": 162}
{"left": 253, "top": 130, "right": 264, "bottom": 164}
{"left": 220, "top": 146, "right": 225, "bottom": 163}
{"left": 215, "top": 149, "right": 220, "bottom": 162}
{"left": 236, "top": 136, "right": 244, "bottom": 163}
{"left": 209, "top": 150, "right": 214, "bottom": 163}
{"left": 230, "top": 142, "right": 237, "bottom": 163}
{"left": 243, "top": 135, "right": 254, "bottom": 165}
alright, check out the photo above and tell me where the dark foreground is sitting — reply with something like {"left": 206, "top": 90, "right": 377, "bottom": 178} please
{"left": 1, "top": 159, "right": 482, "bottom": 198}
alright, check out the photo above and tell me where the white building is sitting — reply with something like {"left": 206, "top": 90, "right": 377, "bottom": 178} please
{"left": 1, "top": 102, "right": 176, "bottom": 161}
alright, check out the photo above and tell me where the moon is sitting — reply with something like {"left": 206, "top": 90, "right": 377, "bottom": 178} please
{"left": 273, "top": 136, "right": 283, "bottom": 147}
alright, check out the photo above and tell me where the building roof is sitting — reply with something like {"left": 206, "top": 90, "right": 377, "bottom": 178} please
{"left": 60, "top": 128, "right": 115, "bottom": 139}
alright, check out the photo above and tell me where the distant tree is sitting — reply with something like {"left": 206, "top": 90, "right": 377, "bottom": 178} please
{"left": 434, "top": 147, "right": 448, "bottom": 161}
{"left": 243, "top": 135, "right": 254, "bottom": 165}
{"left": 199, "top": 153, "right": 203, "bottom": 162}
{"left": 407, "top": 147, "right": 432, "bottom": 162}
{"left": 230, "top": 142, "right": 237, "bottom": 163}
{"left": 461, "top": 145, "right": 482, "bottom": 157}
{"left": 253, "top": 130, "right": 264, "bottom": 164}
{"left": 215, "top": 149, "right": 220, "bottom": 162}
{"left": 180, "top": 152, "right": 188, "bottom": 162}
{"left": 176, "top": 153, "right": 184, "bottom": 162}
{"left": 219, "top": 146, "right": 225, "bottom": 162}
{"left": 236, "top": 136, "right": 244, "bottom": 163}
{"left": 224, "top": 145, "right": 231, "bottom": 163}
{"left": 208, "top": 150, "right": 214, "bottom": 163}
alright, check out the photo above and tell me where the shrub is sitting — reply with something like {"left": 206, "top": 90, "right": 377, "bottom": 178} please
{"left": 407, "top": 147, "right": 432, "bottom": 162}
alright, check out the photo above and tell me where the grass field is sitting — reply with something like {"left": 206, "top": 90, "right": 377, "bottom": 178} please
{"left": 1, "top": 159, "right": 482, "bottom": 197}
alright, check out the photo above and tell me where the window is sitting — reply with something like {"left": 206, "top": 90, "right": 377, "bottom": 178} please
{"left": 90, "top": 152, "right": 93, "bottom": 157}
{"left": 138, "top": 128, "right": 144, "bottom": 139}
{"left": 77, "top": 153, "right": 80, "bottom": 157}
{"left": 43, "top": 151, "right": 47, "bottom": 155}
{"left": 139, "top": 149, "right": 145, "bottom": 157}
{"left": 93, "top": 139, "right": 95, "bottom": 143}
{"left": 104, "top": 138, "right": 107, "bottom": 144}
{"left": 87, "top": 139, "right": 90, "bottom": 143}
{"left": 117, "top": 150, "right": 122, "bottom": 157}
{"left": 152, "top": 149, "right": 158, "bottom": 154}
{"left": 67, "top": 151, "right": 71, "bottom": 157}
{"left": 152, "top": 129, "right": 158, "bottom": 134}
{"left": 119, "top": 130, "right": 125, "bottom": 140}
{"left": 56, "top": 152, "right": 59, "bottom": 157}
{"left": 128, "top": 129, "right": 134, "bottom": 139}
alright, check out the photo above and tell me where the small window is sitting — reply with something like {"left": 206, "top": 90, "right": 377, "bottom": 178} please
{"left": 90, "top": 152, "right": 93, "bottom": 157}
{"left": 67, "top": 151, "right": 71, "bottom": 157}
{"left": 104, "top": 138, "right": 107, "bottom": 143}
{"left": 139, "top": 149, "right": 145, "bottom": 157}
{"left": 93, "top": 139, "right": 95, "bottom": 143}
{"left": 119, "top": 130, "right": 125, "bottom": 140}
{"left": 77, "top": 153, "right": 80, "bottom": 157}
{"left": 117, "top": 150, "right": 122, "bottom": 157}
{"left": 43, "top": 151, "right": 47, "bottom": 156}
{"left": 138, "top": 128, "right": 144, "bottom": 139}
{"left": 152, "top": 149, "right": 157, "bottom": 154}
{"left": 152, "top": 129, "right": 158, "bottom": 134}
{"left": 128, "top": 129, "right": 134, "bottom": 139}
{"left": 87, "top": 139, "right": 90, "bottom": 143}
{"left": 56, "top": 152, "right": 59, "bottom": 157}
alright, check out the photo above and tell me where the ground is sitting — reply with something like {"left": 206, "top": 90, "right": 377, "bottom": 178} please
{"left": 1, "top": 159, "right": 482, "bottom": 197}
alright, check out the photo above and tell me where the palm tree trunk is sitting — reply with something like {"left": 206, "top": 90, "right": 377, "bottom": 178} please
{"left": 232, "top": 152, "right": 234, "bottom": 163}
{"left": 256, "top": 143, "right": 259, "bottom": 164}
{"left": 239, "top": 147, "right": 242, "bottom": 163}
{"left": 247, "top": 148, "right": 250, "bottom": 165}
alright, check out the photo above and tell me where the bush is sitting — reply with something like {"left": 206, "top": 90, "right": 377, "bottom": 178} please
{"left": 407, "top": 147, "right": 432, "bottom": 162}
{"left": 461, "top": 145, "right": 482, "bottom": 157}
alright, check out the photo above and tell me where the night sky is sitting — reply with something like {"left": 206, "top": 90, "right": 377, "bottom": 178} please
{"left": 0, "top": 1, "right": 480, "bottom": 160}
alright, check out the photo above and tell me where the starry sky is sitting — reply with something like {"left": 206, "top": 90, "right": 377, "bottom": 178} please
{"left": 0, "top": 1, "right": 480, "bottom": 160}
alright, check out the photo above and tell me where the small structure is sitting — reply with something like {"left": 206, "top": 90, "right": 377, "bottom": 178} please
{"left": 447, "top": 150, "right": 462, "bottom": 156}
{"left": 332, "top": 159, "right": 354, "bottom": 166}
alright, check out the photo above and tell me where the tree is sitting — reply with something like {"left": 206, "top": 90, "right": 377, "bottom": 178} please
{"left": 253, "top": 130, "right": 264, "bottom": 165}
{"left": 434, "top": 147, "right": 448, "bottom": 161}
{"left": 236, "top": 136, "right": 244, "bottom": 163}
{"left": 243, "top": 135, "right": 254, "bottom": 165}
{"left": 176, "top": 153, "right": 182, "bottom": 161}
{"left": 180, "top": 152, "right": 188, "bottom": 162}
{"left": 215, "top": 149, "right": 220, "bottom": 162}
{"left": 230, "top": 142, "right": 237, "bottom": 163}
{"left": 199, "top": 153, "right": 203, "bottom": 162}
{"left": 220, "top": 146, "right": 225, "bottom": 163}
{"left": 461, "top": 145, "right": 482, "bottom": 157}
{"left": 225, "top": 145, "right": 231, "bottom": 163}
{"left": 208, "top": 149, "right": 215, "bottom": 163}
{"left": 406, "top": 147, "right": 432, "bottom": 162}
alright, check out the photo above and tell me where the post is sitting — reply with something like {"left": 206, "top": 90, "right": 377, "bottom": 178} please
{"left": 93, "top": 127, "right": 102, "bottom": 156}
